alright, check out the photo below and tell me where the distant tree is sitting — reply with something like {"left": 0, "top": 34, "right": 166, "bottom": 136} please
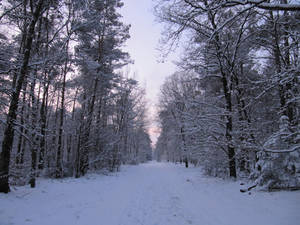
{"left": 73, "top": 0, "right": 130, "bottom": 177}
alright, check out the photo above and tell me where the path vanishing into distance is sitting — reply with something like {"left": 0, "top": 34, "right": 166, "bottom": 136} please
{"left": 1, "top": 162, "right": 300, "bottom": 225}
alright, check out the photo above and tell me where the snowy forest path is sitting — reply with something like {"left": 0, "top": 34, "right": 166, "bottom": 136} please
{"left": 1, "top": 161, "right": 300, "bottom": 225}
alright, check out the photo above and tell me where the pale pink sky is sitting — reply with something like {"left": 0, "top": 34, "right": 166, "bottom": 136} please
{"left": 120, "top": 0, "right": 179, "bottom": 144}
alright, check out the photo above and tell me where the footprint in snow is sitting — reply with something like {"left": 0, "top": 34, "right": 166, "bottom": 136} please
{"left": 187, "top": 219, "right": 193, "bottom": 224}
{"left": 171, "top": 196, "right": 180, "bottom": 200}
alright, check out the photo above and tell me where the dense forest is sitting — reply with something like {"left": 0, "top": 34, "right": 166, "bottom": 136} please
{"left": 0, "top": 0, "right": 300, "bottom": 195}
{"left": 154, "top": 0, "right": 300, "bottom": 190}
{"left": 0, "top": 0, "right": 152, "bottom": 193}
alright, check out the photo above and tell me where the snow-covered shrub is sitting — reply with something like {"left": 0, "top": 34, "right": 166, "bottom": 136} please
{"left": 253, "top": 116, "right": 300, "bottom": 190}
{"left": 254, "top": 151, "right": 300, "bottom": 190}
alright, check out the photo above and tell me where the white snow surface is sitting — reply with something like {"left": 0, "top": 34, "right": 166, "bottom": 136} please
{"left": 1, "top": 161, "right": 300, "bottom": 225}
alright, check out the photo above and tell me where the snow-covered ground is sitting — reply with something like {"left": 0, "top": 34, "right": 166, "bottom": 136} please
{"left": 1, "top": 161, "right": 300, "bottom": 225}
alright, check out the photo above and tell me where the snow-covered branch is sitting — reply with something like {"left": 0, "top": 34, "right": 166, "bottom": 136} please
{"left": 225, "top": 0, "right": 300, "bottom": 11}
{"left": 262, "top": 145, "right": 300, "bottom": 153}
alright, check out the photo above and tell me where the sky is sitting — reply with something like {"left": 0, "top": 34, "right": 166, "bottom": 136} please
{"left": 119, "top": 0, "right": 179, "bottom": 145}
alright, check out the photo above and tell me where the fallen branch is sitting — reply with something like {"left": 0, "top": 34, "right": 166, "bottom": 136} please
{"left": 240, "top": 183, "right": 257, "bottom": 193}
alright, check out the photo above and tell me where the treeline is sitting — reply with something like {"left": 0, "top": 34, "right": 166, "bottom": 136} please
{"left": 0, "top": 0, "right": 152, "bottom": 193}
{"left": 154, "top": 0, "right": 300, "bottom": 190}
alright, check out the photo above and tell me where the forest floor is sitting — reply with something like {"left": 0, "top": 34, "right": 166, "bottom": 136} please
{"left": 1, "top": 161, "right": 300, "bottom": 225}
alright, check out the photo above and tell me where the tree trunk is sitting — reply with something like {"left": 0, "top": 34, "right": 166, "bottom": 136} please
{"left": 56, "top": 53, "right": 69, "bottom": 178}
{"left": 38, "top": 81, "right": 49, "bottom": 170}
{"left": 222, "top": 73, "right": 236, "bottom": 178}
{"left": 79, "top": 79, "right": 99, "bottom": 176}
{"left": 29, "top": 72, "right": 38, "bottom": 188}
{"left": 16, "top": 84, "right": 27, "bottom": 165}
{"left": 180, "top": 126, "right": 188, "bottom": 168}
{"left": 75, "top": 93, "right": 87, "bottom": 178}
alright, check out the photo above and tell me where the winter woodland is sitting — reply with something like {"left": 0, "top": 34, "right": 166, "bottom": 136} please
{"left": 0, "top": 0, "right": 299, "bottom": 202}
{"left": 154, "top": 0, "right": 300, "bottom": 191}
{"left": 0, "top": 0, "right": 152, "bottom": 193}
